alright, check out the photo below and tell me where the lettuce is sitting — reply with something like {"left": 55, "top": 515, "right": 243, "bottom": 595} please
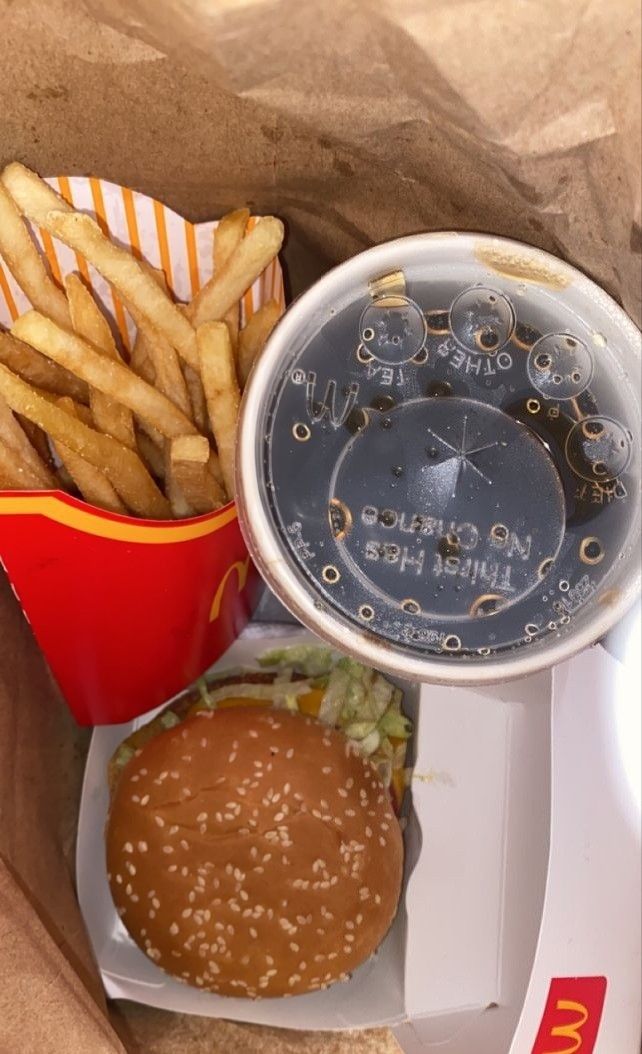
{"left": 259, "top": 646, "right": 335, "bottom": 677}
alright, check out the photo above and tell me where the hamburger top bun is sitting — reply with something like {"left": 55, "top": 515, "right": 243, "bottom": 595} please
{"left": 106, "top": 707, "right": 403, "bottom": 998}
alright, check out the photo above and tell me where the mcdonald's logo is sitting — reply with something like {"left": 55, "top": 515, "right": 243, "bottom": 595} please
{"left": 209, "top": 557, "right": 251, "bottom": 621}
{"left": 305, "top": 371, "right": 359, "bottom": 427}
{"left": 531, "top": 977, "right": 607, "bottom": 1054}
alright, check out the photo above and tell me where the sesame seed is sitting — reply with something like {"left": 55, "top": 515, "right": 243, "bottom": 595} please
{"left": 131, "top": 795, "right": 140, "bottom": 803}
{"left": 148, "top": 909, "right": 156, "bottom": 919}
{"left": 180, "top": 839, "right": 189, "bottom": 850}
{"left": 123, "top": 842, "right": 133, "bottom": 853}
{"left": 197, "top": 812, "right": 207, "bottom": 822}
{"left": 170, "top": 771, "right": 179, "bottom": 780}
{"left": 125, "top": 883, "right": 132, "bottom": 895}
{"left": 140, "top": 794, "right": 150, "bottom": 806}
{"left": 338, "top": 788, "right": 348, "bottom": 798}
{"left": 182, "top": 908, "right": 192, "bottom": 919}
{"left": 365, "top": 826, "right": 372, "bottom": 838}
{"left": 379, "top": 837, "right": 386, "bottom": 847}
{"left": 162, "top": 846, "right": 174, "bottom": 854}
{"left": 249, "top": 927, "right": 258, "bottom": 939}
{"left": 228, "top": 753, "right": 237, "bottom": 763}
{"left": 154, "top": 816, "right": 165, "bottom": 828}
{"left": 115, "top": 874, "right": 123, "bottom": 885}
{"left": 169, "top": 922, "right": 179, "bottom": 935}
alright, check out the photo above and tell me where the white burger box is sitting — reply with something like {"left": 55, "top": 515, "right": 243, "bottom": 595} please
{"left": 76, "top": 606, "right": 641, "bottom": 1053}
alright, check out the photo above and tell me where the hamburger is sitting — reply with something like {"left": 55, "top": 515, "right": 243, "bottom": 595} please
{"left": 106, "top": 647, "right": 411, "bottom": 998}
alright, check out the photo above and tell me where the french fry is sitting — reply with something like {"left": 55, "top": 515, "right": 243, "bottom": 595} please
{"left": 213, "top": 209, "right": 250, "bottom": 271}
{"left": 12, "top": 311, "right": 197, "bottom": 440}
{"left": 238, "top": 299, "right": 282, "bottom": 386}
{"left": 127, "top": 307, "right": 192, "bottom": 419}
{"left": 0, "top": 394, "right": 57, "bottom": 487}
{"left": 65, "top": 274, "right": 137, "bottom": 449}
{"left": 188, "top": 217, "right": 284, "bottom": 328}
{"left": 1, "top": 164, "right": 200, "bottom": 369}
{"left": 15, "top": 415, "right": 57, "bottom": 475}
{"left": 197, "top": 322, "right": 240, "bottom": 499}
{"left": 169, "top": 435, "right": 225, "bottom": 513}
{"left": 214, "top": 208, "right": 249, "bottom": 353}
{"left": 1, "top": 162, "right": 72, "bottom": 226}
{"left": 37, "top": 388, "right": 94, "bottom": 427}
{"left": 135, "top": 427, "right": 166, "bottom": 481}
{"left": 0, "top": 330, "right": 89, "bottom": 403}
{"left": 165, "top": 455, "right": 194, "bottom": 518}
{"left": 182, "top": 363, "right": 209, "bottom": 433}
{"left": 129, "top": 331, "right": 156, "bottom": 386}
{"left": 0, "top": 363, "right": 170, "bottom": 518}
{"left": 46, "top": 209, "right": 199, "bottom": 368}
{"left": 0, "top": 439, "right": 47, "bottom": 490}
{"left": 0, "top": 183, "right": 71, "bottom": 328}
{"left": 55, "top": 397, "right": 127, "bottom": 515}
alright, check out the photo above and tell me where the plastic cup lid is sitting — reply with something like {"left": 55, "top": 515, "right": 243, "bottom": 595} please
{"left": 237, "top": 234, "right": 641, "bottom": 683}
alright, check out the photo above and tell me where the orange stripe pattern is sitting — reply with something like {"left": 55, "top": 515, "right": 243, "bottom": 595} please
{"left": 89, "top": 177, "right": 131, "bottom": 351}
{"left": 121, "top": 187, "right": 142, "bottom": 261}
{"left": 184, "top": 218, "right": 200, "bottom": 298}
{"left": 39, "top": 230, "right": 64, "bottom": 289}
{"left": 0, "top": 262, "right": 18, "bottom": 321}
{"left": 56, "top": 176, "right": 91, "bottom": 284}
{"left": 153, "top": 199, "right": 173, "bottom": 291}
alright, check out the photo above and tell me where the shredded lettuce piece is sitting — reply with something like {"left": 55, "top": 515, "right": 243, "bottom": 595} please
{"left": 259, "top": 645, "right": 335, "bottom": 677}
{"left": 196, "top": 677, "right": 212, "bottom": 708}
{"left": 160, "top": 711, "right": 180, "bottom": 729}
{"left": 343, "top": 720, "right": 378, "bottom": 741}
{"left": 378, "top": 708, "right": 413, "bottom": 740}
{"left": 114, "top": 743, "right": 136, "bottom": 769}
{"left": 354, "top": 728, "right": 381, "bottom": 756}
{"left": 280, "top": 694, "right": 300, "bottom": 712}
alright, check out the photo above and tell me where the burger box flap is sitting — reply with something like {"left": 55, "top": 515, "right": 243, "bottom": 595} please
{"left": 394, "top": 613, "right": 642, "bottom": 1053}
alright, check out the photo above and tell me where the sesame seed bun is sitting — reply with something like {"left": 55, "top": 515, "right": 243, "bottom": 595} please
{"left": 106, "top": 707, "right": 403, "bottom": 998}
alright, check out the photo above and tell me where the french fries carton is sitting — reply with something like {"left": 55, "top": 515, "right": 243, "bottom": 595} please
{"left": 0, "top": 177, "right": 284, "bottom": 725}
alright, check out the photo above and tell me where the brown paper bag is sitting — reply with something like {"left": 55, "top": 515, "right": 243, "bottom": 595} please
{"left": 0, "top": 1, "right": 639, "bottom": 1051}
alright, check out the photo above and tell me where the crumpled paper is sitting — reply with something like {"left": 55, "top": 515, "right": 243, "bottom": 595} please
{"left": 0, "top": 0, "right": 639, "bottom": 1051}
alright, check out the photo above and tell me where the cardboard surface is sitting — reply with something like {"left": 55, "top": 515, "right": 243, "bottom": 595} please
{"left": 0, "top": 1, "right": 640, "bottom": 1051}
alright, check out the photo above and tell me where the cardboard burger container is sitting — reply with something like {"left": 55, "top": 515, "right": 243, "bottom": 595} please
{"left": 0, "top": 177, "right": 283, "bottom": 725}
{"left": 74, "top": 616, "right": 641, "bottom": 1054}
{"left": 0, "top": 3, "right": 641, "bottom": 1054}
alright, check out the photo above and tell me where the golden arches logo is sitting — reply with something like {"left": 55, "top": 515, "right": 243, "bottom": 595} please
{"left": 209, "top": 557, "right": 251, "bottom": 621}
{"left": 544, "top": 999, "right": 589, "bottom": 1054}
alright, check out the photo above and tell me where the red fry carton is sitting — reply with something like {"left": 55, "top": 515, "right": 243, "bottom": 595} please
{"left": 0, "top": 176, "right": 284, "bottom": 725}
